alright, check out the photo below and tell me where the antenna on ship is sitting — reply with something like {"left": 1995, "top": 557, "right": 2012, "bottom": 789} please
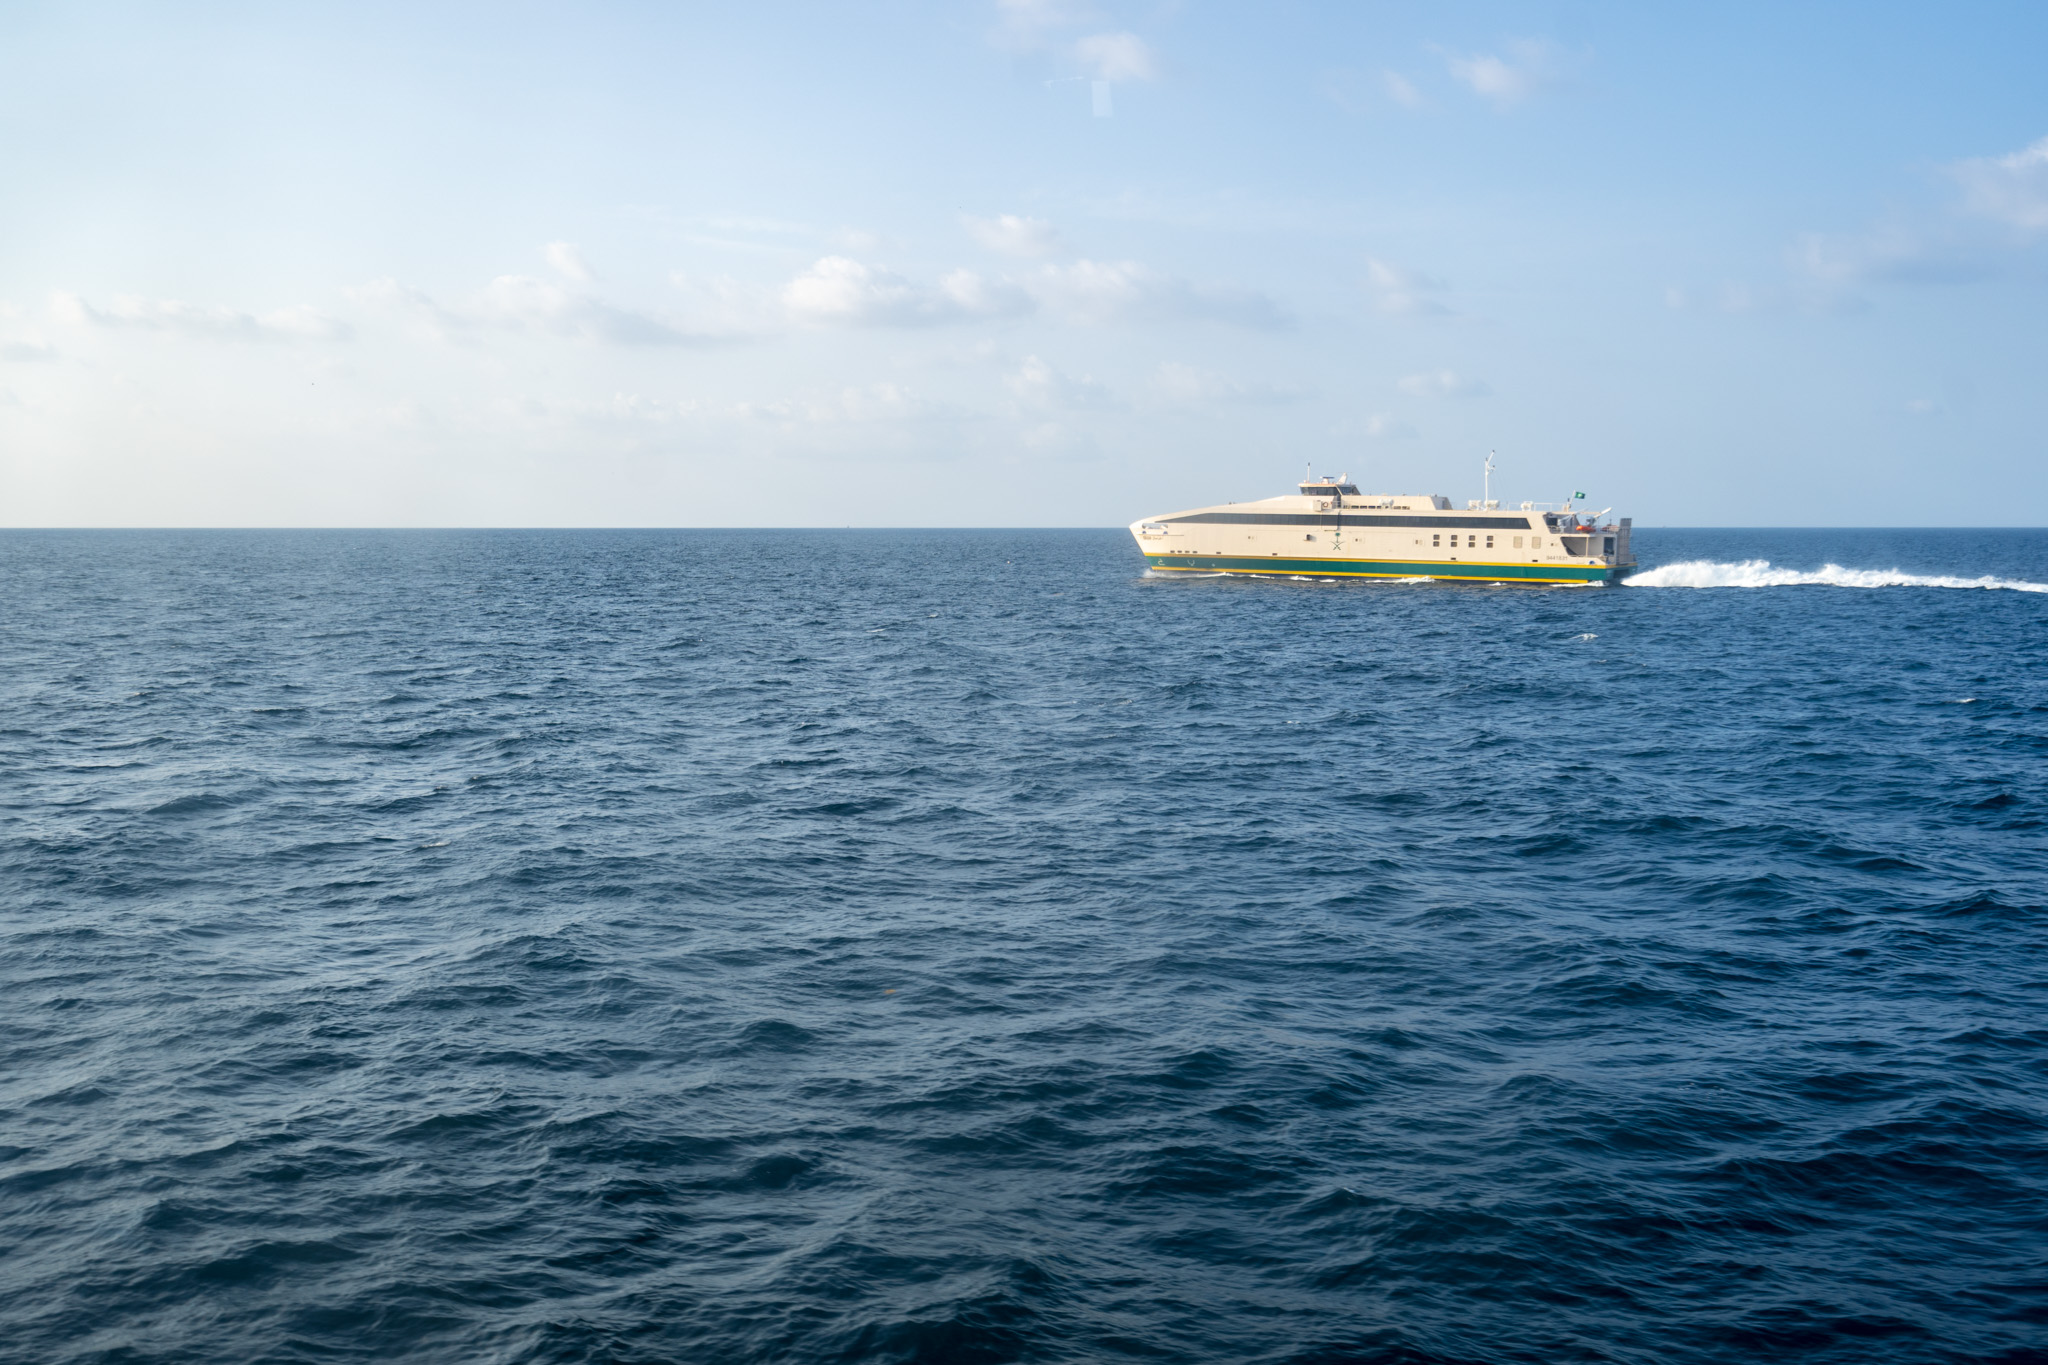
{"left": 1484, "top": 450, "right": 1496, "bottom": 508}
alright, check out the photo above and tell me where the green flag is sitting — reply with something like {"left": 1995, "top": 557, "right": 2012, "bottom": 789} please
{"left": 1573, "top": 490, "right": 1587, "bottom": 499}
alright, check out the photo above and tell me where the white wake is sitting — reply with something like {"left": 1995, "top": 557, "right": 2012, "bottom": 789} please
{"left": 1628, "top": 559, "right": 2048, "bottom": 593}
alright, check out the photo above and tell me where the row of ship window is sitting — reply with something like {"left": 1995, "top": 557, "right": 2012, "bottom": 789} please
{"left": 1298, "top": 533, "right": 1548, "bottom": 550}
{"left": 1430, "top": 534, "right": 1541, "bottom": 549}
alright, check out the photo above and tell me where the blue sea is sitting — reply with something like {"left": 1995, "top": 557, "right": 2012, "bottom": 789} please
{"left": 3, "top": 527, "right": 2045, "bottom": 1365}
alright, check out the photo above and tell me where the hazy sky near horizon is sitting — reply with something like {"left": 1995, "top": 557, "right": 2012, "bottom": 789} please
{"left": 4, "top": 1, "right": 2047, "bottom": 527}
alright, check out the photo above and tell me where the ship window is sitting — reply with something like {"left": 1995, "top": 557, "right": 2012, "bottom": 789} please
{"left": 1485, "top": 535, "right": 1494, "bottom": 549}
{"left": 1304, "top": 533, "right": 1315, "bottom": 542}
{"left": 1604, "top": 537, "right": 1616, "bottom": 554}
{"left": 1467, "top": 535, "right": 1477, "bottom": 548}
{"left": 1513, "top": 536, "right": 1523, "bottom": 548}
{"left": 1431, "top": 534, "right": 1440, "bottom": 547}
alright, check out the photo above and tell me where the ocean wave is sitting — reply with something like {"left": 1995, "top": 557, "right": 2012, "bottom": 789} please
{"left": 1629, "top": 558, "right": 2048, "bottom": 592}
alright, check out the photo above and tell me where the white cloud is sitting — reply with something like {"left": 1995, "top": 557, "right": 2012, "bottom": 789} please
{"left": 52, "top": 292, "right": 351, "bottom": 342}
{"left": 1007, "top": 354, "right": 1118, "bottom": 409}
{"left": 1153, "top": 362, "right": 1305, "bottom": 405}
{"left": 1031, "top": 259, "right": 1291, "bottom": 328}
{"left": 544, "top": 242, "right": 594, "bottom": 282}
{"left": 781, "top": 256, "right": 1030, "bottom": 327}
{"left": 1, "top": 339, "right": 56, "bottom": 362}
{"left": 1443, "top": 39, "right": 1570, "bottom": 108}
{"left": 964, "top": 213, "right": 1067, "bottom": 258}
{"left": 1398, "top": 369, "right": 1488, "bottom": 398}
{"left": 1383, "top": 71, "right": 1423, "bottom": 108}
{"left": 1951, "top": 136, "right": 2048, "bottom": 230}
{"left": 1076, "top": 32, "right": 1155, "bottom": 82}
{"left": 1365, "top": 259, "right": 1451, "bottom": 316}
{"left": 783, "top": 257, "right": 912, "bottom": 323}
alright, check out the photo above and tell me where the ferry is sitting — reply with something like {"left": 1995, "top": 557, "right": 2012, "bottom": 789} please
{"left": 1129, "top": 466, "right": 1635, "bottom": 586}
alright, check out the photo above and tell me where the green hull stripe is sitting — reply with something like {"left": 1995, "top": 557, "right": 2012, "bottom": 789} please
{"left": 1142, "top": 554, "right": 1627, "bottom": 584}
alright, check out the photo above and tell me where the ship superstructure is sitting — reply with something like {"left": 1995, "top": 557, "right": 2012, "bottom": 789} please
{"left": 1130, "top": 473, "right": 1635, "bottom": 585}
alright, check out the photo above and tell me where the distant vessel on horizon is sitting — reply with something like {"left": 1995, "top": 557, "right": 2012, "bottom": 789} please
{"left": 1129, "top": 463, "right": 1635, "bottom": 586}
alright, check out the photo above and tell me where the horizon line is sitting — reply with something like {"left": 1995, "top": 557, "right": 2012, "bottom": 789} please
{"left": 2, "top": 525, "right": 2046, "bottom": 534}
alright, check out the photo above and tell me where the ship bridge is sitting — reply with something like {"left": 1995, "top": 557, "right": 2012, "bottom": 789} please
{"left": 1299, "top": 477, "right": 1360, "bottom": 497}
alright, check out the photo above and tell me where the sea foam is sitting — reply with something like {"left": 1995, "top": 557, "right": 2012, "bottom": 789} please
{"left": 1629, "top": 558, "right": 2048, "bottom": 592}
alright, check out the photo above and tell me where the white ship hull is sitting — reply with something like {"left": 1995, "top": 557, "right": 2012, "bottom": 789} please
{"left": 1131, "top": 483, "right": 1635, "bottom": 586}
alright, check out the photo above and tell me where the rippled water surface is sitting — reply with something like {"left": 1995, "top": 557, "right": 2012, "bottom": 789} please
{"left": 4, "top": 527, "right": 2046, "bottom": 1365}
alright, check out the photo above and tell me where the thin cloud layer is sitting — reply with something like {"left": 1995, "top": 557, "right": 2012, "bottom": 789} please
{"left": 1795, "top": 230, "right": 1988, "bottom": 287}
{"left": 992, "top": 1, "right": 1157, "bottom": 88}
{"left": 1076, "top": 32, "right": 1156, "bottom": 82}
{"left": 964, "top": 214, "right": 1067, "bottom": 258}
{"left": 1030, "top": 260, "right": 1292, "bottom": 328}
{"left": 739, "top": 382, "right": 973, "bottom": 426}
{"left": 359, "top": 275, "right": 722, "bottom": 346}
{"left": 545, "top": 242, "right": 595, "bottom": 282}
{"left": 52, "top": 293, "right": 350, "bottom": 342}
{"left": 992, "top": 0, "right": 1095, "bottom": 51}
{"left": 473, "top": 275, "right": 707, "bottom": 344}
{"left": 781, "top": 255, "right": 1290, "bottom": 330}
{"left": 1366, "top": 259, "right": 1451, "bottom": 316}
{"left": 341, "top": 242, "right": 1293, "bottom": 348}
{"left": 1398, "top": 368, "right": 1488, "bottom": 398}
{"left": 1741, "top": 138, "right": 2048, "bottom": 310}
{"left": 1153, "top": 362, "right": 1306, "bottom": 405}
{"left": 1443, "top": 39, "right": 1572, "bottom": 108}
{"left": 1007, "top": 354, "right": 1118, "bottom": 410}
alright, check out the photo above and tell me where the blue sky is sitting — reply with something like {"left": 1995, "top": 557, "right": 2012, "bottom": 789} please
{"left": 4, "top": 1, "right": 2046, "bottom": 526}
